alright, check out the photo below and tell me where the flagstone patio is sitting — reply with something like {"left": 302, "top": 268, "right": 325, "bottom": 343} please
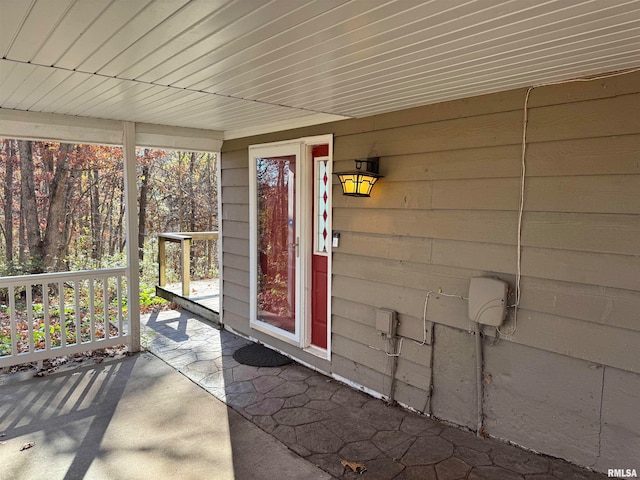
{"left": 142, "top": 309, "right": 607, "bottom": 480}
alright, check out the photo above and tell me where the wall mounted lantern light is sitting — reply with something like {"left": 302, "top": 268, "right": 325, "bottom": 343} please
{"left": 334, "top": 157, "right": 383, "bottom": 197}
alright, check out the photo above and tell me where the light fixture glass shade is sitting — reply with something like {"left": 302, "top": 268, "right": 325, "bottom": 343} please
{"left": 334, "top": 157, "right": 383, "bottom": 197}
{"left": 336, "top": 171, "right": 382, "bottom": 197}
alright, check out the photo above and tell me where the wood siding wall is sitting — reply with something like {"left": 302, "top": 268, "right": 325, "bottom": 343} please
{"left": 221, "top": 72, "right": 640, "bottom": 468}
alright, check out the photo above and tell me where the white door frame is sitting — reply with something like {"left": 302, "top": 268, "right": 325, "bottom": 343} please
{"left": 248, "top": 134, "right": 333, "bottom": 358}
{"left": 249, "top": 141, "right": 303, "bottom": 346}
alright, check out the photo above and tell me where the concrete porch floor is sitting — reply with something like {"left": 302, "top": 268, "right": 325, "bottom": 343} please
{"left": 0, "top": 350, "right": 330, "bottom": 480}
{"left": 140, "top": 309, "right": 607, "bottom": 480}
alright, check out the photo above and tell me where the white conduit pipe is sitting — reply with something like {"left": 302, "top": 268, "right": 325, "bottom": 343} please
{"left": 475, "top": 322, "right": 484, "bottom": 438}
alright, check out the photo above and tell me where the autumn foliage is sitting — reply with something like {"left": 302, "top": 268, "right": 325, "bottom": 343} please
{"left": 0, "top": 139, "right": 218, "bottom": 360}
{"left": 0, "top": 139, "right": 218, "bottom": 279}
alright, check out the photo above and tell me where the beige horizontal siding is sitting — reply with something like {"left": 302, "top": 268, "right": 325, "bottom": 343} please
{"left": 222, "top": 310, "right": 250, "bottom": 332}
{"left": 221, "top": 220, "right": 249, "bottom": 240}
{"left": 223, "top": 252, "right": 249, "bottom": 272}
{"left": 526, "top": 72, "right": 640, "bottom": 107}
{"left": 335, "top": 110, "right": 523, "bottom": 161}
{"left": 222, "top": 267, "right": 249, "bottom": 289}
{"left": 222, "top": 204, "right": 249, "bottom": 221}
{"left": 221, "top": 237, "right": 248, "bottom": 257}
{"left": 222, "top": 295, "right": 250, "bottom": 319}
{"left": 518, "top": 277, "right": 640, "bottom": 333}
{"left": 223, "top": 284, "right": 250, "bottom": 308}
{"left": 527, "top": 93, "right": 640, "bottom": 142}
{"left": 523, "top": 248, "right": 640, "bottom": 292}
{"left": 335, "top": 232, "right": 432, "bottom": 263}
{"left": 221, "top": 71, "right": 640, "bottom": 397}
{"left": 509, "top": 309, "right": 640, "bottom": 373}
{"left": 432, "top": 176, "right": 640, "bottom": 213}
{"left": 431, "top": 240, "right": 640, "bottom": 288}
{"left": 365, "top": 135, "right": 640, "bottom": 183}
{"left": 220, "top": 149, "right": 249, "bottom": 169}
{"left": 333, "top": 315, "right": 432, "bottom": 370}
{"left": 221, "top": 186, "right": 249, "bottom": 204}
{"left": 524, "top": 135, "right": 640, "bottom": 177}
{"left": 370, "top": 88, "right": 525, "bottom": 131}
{"left": 336, "top": 180, "right": 433, "bottom": 210}
{"left": 332, "top": 296, "right": 429, "bottom": 346}
{"left": 333, "top": 209, "right": 519, "bottom": 244}
{"left": 221, "top": 168, "right": 248, "bottom": 187}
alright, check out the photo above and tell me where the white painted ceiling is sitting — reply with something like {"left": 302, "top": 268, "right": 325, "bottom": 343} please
{"left": 1, "top": 0, "right": 639, "bottom": 139}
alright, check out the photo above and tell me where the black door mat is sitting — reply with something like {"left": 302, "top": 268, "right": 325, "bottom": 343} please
{"left": 232, "top": 343, "right": 293, "bottom": 367}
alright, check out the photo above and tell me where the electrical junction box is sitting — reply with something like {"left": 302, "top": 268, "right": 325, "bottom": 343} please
{"left": 468, "top": 277, "right": 508, "bottom": 327}
{"left": 376, "top": 308, "right": 397, "bottom": 336}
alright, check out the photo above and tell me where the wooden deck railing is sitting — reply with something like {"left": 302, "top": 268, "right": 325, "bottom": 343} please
{"left": 158, "top": 231, "right": 218, "bottom": 297}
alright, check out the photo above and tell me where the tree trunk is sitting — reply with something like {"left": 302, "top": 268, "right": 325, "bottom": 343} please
{"left": 205, "top": 153, "right": 218, "bottom": 272}
{"left": 60, "top": 156, "right": 81, "bottom": 269}
{"left": 18, "top": 209, "right": 26, "bottom": 263}
{"left": 189, "top": 151, "right": 196, "bottom": 232}
{"left": 178, "top": 152, "right": 185, "bottom": 231}
{"left": 89, "top": 167, "right": 102, "bottom": 261}
{"left": 115, "top": 178, "right": 125, "bottom": 254}
{"left": 18, "top": 140, "right": 44, "bottom": 271}
{"left": 42, "top": 143, "right": 73, "bottom": 271}
{"left": 3, "top": 140, "right": 15, "bottom": 264}
{"left": 103, "top": 181, "right": 115, "bottom": 257}
{"left": 138, "top": 150, "right": 151, "bottom": 263}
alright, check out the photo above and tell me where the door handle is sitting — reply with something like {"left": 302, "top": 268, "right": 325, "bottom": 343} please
{"left": 288, "top": 237, "right": 299, "bottom": 257}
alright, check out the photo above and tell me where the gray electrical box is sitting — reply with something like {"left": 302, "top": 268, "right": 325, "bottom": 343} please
{"left": 376, "top": 308, "right": 397, "bottom": 336}
{"left": 468, "top": 277, "right": 508, "bottom": 327}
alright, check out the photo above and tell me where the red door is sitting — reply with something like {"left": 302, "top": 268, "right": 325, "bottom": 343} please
{"left": 311, "top": 145, "right": 329, "bottom": 349}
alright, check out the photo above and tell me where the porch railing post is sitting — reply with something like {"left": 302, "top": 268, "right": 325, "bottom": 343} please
{"left": 181, "top": 237, "right": 191, "bottom": 297}
{"left": 158, "top": 235, "right": 167, "bottom": 287}
{"left": 123, "top": 121, "right": 140, "bottom": 353}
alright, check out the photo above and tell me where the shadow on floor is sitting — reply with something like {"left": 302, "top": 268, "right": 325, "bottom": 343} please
{"left": 1, "top": 357, "right": 135, "bottom": 480}
{"left": 0, "top": 352, "right": 330, "bottom": 480}
{"left": 142, "top": 309, "right": 607, "bottom": 480}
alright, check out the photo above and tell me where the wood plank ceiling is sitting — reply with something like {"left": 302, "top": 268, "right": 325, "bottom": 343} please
{"left": 1, "top": 0, "right": 639, "bottom": 139}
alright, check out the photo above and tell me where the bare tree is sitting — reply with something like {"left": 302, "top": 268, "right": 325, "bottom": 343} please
{"left": 18, "top": 140, "right": 76, "bottom": 272}
{"left": 2, "top": 140, "right": 15, "bottom": 264}
{"left": 138, "top": 149, "right": 151, "bottom": 263}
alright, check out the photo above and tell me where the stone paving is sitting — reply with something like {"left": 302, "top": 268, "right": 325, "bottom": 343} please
{"left": 142, "top": 309, "right": 607, "bottom": 480}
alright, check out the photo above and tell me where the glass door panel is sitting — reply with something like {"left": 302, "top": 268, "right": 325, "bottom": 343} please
{"left": 256, "top": 154, "right": 296, "bottom": 334}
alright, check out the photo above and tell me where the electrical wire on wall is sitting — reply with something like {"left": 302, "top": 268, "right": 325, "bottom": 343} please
{"left": 363, "top": 66, "right": 640, "bottom": 415}
{"left": 367, "top": 324, "right": 403, "bottom": 404}
{"left": 415, "top": 290, "right": 468, "bottom": 346}
{"left": 415, "top": 289, "right": 468, "bottom": 417}
{"left": 498, "top": 66, "right": 640, "bottom": 338}
{"left": 498, "top": 86, "right": 532, "bottom": 338}
{"left": 366, "top": 289, "right": 467, "bottom": 411}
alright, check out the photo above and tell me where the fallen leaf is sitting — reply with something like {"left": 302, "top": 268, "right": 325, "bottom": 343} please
{"left": 20, "top": 441, "right": 35, "bottom": 451}
{"left": 341, "top": 459, "right": 367, "bottom": 474}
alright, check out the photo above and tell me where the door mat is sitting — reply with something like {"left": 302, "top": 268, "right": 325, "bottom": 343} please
{"left": 232, "top": 343, "right": 293, "bottom": 367}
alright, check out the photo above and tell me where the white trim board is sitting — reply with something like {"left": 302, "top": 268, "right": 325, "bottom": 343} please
{"left": 0, "top": 108, "right": 223, "bottom": 151}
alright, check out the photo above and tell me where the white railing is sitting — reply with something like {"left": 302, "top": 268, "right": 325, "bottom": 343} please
{"left": 0, "top": 267, "right": 129, "bottom": 369}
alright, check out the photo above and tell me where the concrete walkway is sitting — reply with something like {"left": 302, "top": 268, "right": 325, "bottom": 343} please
{"left": 0, "top": 351, "right": 330, "bottom": 480}
{"left": 141, "top": 309, "right": 607, "bottom": 480}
